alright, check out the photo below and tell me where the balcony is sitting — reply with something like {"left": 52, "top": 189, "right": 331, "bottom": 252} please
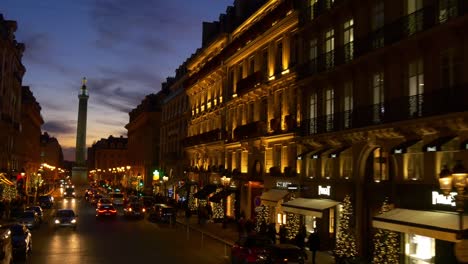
{"left": 182, "top": 129, "right": 226, "bottom": 147}
{"left": 299, "top": 85, "right": 468, "bottom": 136}
{"left": 233, "top": 121, "right": 266, "bottom": 141}
{"left": 236, "top": 71, "right": 266, "bottom": 97}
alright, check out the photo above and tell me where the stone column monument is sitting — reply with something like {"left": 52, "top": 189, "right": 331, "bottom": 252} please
{"left": 72, "top": 78, "right": 89, "bottom": 185}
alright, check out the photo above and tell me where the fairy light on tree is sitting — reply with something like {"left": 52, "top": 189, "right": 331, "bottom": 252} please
{"left": 255, "top": 205, "right": 269, "bottom": 232}
{"left": 212, "top": 188, "right": 224, "bottom": 221}
{"left": 373, "top": 198, "right": 399, "bottom": 263}
{"left": 188, "top": 186, "right": 197, "bottom": 211}
{"left": 286, "top": 213, "right": 300, "bottom": 240}
{"left": 334, "top": 195, "right": 358, "bottom": 260}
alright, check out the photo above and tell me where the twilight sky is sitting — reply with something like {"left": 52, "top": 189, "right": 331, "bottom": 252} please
{"left": 2, "top": 0, "right": 233, "bottom": 161}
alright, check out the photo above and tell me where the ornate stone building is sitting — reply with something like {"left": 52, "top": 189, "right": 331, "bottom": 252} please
{"left": 0, "top": 15, "right": 25, "bottom": 174}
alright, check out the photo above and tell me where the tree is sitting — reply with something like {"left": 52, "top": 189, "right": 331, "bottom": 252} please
{"left": 372, "top": 198, "right": 399, "bottom": 263}
{"left": 334, "top": 195, "right": 358, "bottom": 261}
{"left": 255, "top": 205, "right": 269, "bottom": 232}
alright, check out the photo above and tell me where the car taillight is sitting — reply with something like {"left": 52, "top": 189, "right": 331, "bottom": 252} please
{"left": 110, "top": 209, "right": 116, "bottom": 213}
{"left": 142, "top": 208, "right": 146, "bottom": 212}
{"left": 98, "top": 210, "right": 105, "bottom": 213}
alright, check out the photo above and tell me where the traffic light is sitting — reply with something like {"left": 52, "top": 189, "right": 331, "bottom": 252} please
{"left": 139, "top": 180, "right": 143, "bottom": 187}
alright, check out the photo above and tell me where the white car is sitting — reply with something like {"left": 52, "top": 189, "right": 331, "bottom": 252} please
{"left": 110, "top": 193, "right": 124, "bottom": 205}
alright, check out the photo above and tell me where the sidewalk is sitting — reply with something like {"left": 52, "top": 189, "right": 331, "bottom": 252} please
{"left": 176, "top": 215, "right": 335, "bottom": 264}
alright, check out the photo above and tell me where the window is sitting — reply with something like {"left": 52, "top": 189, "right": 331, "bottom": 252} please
{"left": 309, "top": 0, "right": 318, "bottom": 20}
{"left": 408, "top": 59, "right": 424, "bottom": 117}
{"left": 249, "top": 56, "right": 255, "bottom": 75}
{"left": 237, "top": 64, "right": 243, "bottom": 83}
{"left": 407, "top": 0, "right": 423, "bottom": 35}
{"left": 343, "top": 82, "right": 353, "bottom": 128}
{"left": 439, "top": 0, "right": 458, "bottom": 23}
{"left": 309, "top": 93, "right": 318, "bottom": 134}
{"left": 341, "top": 150, "right": 353, "bottom": 179}
{"left": 372, "top": 1, "right": 384, "bottom": 49}
{"left": 275, "top": 41, "right": 283, "bottom": 74}
{"left": 324, "top": 87, "right": 334, "bottom": 131}
{"left": 372, "top": 72, "right": 385, "bottom": 123}
{"left": 343, "top": 19, "right": 354, "bottom": 62}
{"left": 373, "top": 148, "right": 388, "bottom": 182}
{"left": 405, "top": 153, "right": 423, "bottom": 180}
{"left": 323, "top": 157, "right": 333, "bottom": 179}
{"left": 307, "top": 158, "right": 319, "bottom": 179}
{"left": 325, "top": 29, "right": 335, "bottom": 69}
{"left": 274, "top": 145, "right": 282, "bottom": 168}
{"left": 309, "top": 38, "right": 318, "bottom": 72}
{"left": 290, "top": 34, "right": 299, "bottom": 67}
{"left": 405, "top": 234, "right": 435, "bottom": 264}
{"left": 440, "top": 48, "right": 457, "bottom": 88}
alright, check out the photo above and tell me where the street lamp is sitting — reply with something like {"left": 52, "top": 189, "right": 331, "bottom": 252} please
{"left": 438, "top": 160, "right": 468, "bottom": 241}
{"left": 221, "top": 175, "right": 231, "bottom": 228}
{"left": 162, "top": 175, "right": 169, "bottom": 198}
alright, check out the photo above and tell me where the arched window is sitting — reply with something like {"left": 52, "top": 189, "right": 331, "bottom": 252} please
{"left": 372, "top": 147, "right": 389, "bottom": 182}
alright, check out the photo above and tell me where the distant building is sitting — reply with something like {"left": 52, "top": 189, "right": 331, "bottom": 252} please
{"left": 126, "top": 93, "right": 166, "bottom": 192}
{"left": 40, "top": 132, "right": 64, "bottom": 168}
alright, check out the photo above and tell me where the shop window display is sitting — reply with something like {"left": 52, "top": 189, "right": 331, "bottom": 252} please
{"left": 405, "top": 234, "right": 435, "bottom": 264}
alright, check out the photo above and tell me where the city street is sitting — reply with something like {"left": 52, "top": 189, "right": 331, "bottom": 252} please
{"left": 17, "top": 196, "right": 229, "bottom": 264}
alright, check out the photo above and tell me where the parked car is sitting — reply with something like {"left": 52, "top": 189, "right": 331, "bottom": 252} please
{"left": 0, "top": 228, "right": 13, "bottom": 264}
{"left": 53, "top": 209, "right": 78, "bottom": 230}
{"left": 17, "top": 210, "right": 40, "bottom": 229}
{"left": 25, "top": 206, "right": 44, "bottom": 223}
{"left": 147, "top": 204, "right": 176, "bottom": 223}
{"left": 140, "top": 196, "right": 155, "bottom": 208}
{"left": 123, "top": 202, "right": 146, "bottom": 219}
{"left": 256, "top": 244, "right": 307, "bottom": 264}
{"left": 38, "top": 195, "right": 54, "bottom": 209}
{"left": 3, "top": 224, "right": 32, "bottom": 260}
{"left": 231, "top": 235, "right": 274, "bottom": 264}
{"left": 96, "top": 204, "right": 118, "bottom": 219}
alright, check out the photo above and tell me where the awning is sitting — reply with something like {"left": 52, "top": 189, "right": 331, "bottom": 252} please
{"left": 210, "top": 188, "right": 236, "bottom": 203}
{"left": 0, "top": 175, "right": 14, "bottom": 186}
{"left": 260, "top": 189, "right": 289, "bottom": 207}
{"left": 423, "top": 136, "right": 456, "bottom": 152}
{"left": 281, "top": 198, "right": 339, "bottom": 218}
{"left": 193, "top": 184, "right": 218, "bottom": 199}
{"left": 373, "top": 208, "right": 468, "bottom": 242}
{"left": 328, "top": 146, "right": 350, "bottom": 158}
{"left": 391, "top": 139, "right": 421, "bottom": 154}
{"left": 310, "top": 148, "right": 331, "bottom": 159}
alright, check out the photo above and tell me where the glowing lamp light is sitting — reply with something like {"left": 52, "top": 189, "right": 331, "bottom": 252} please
{"left": 438, "top": 165, "right": 453, "bottom": 196}
{"left": 452, "top": 160, "right": 467, "bottom": 190}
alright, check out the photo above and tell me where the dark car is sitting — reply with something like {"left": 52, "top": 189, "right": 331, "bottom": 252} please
{"left": 231, "top": 235, "right": 274, "bottom": 264}
{"left": 0, "top": 228, "right": 13, "bottom": 264}
{"left": 3, "top": 224, "right": 32, "bottom": 260}
{"left": 140, "top": 196, "right": 155, "bottom": 208}
{"left": 53, "top": 209, "right": 78, "bottom": 230}
{"left": 123, "top": 202, "right": 146, "bottom": 219}
{"left": 148, "top": 204, "right": 176, "bottom": 224}
{"left": 25, "top": 206, "right": 44, "bottom": 223}
{"left": 17, "top": 210, "right": 40, "bottom": 229}
{"left": 63, "top": 187, "right": 75, "bottom": 199}
{"left": 96, "top": 204, "right": 117, "bottom": 219}
{"left": 38, "top": 195, "right": 54, "bottom": 209}
{"left": 257, "top": 244, "right": 307, "bottom": 264}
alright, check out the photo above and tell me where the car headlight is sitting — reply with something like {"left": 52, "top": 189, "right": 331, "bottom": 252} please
{"left": 55, "top": 219, "right": 60, "bottom": 224}
{"left": 71, "top": 219, "right": 77, "bottom": 224}
{"left": 257, "top": 254, "right": 267, "bottom": 260}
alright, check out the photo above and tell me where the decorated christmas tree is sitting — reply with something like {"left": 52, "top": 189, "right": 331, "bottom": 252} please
{"left": 372, "top": 198, "right": 399, "bottom": 263}
{"left": 285, "top": 213, "right": 300, "bottom": 240}
{"left": 188, "top": 186, "right": 197, "bottom": 211}
{"left": 334, "top": 195, "right": 358, "bottom": 259}
{"left": 255, "top": 205, "right": 269, "bottom": 232}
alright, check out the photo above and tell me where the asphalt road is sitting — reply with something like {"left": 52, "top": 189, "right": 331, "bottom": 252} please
{"left": 17, "top": 196, "right": 229, "bottom": 264}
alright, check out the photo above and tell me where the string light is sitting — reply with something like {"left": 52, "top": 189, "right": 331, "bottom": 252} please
{"left": 372, "top": 198, "right": 399, "bottom": 263}
{"left": 334, "top": 195, "right": 358, "bottom": 259}
{"left": 286, "top": 213, "right": 300, "bottom": 240}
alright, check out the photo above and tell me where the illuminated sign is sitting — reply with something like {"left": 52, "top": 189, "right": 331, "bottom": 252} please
{"left": 318, "top": 185, "right": 331, "bottom": 196}
{"left": 394, "top": 149, "right": 403, "bottom": 154}
{"left": 426, "top": 146, "right": 437, "bottom": 152}
{"left": 276, "top": 181, "right": 291, "bottom": 189}
{"left": 431, "top": 191, "right": 456, "bottom": 206}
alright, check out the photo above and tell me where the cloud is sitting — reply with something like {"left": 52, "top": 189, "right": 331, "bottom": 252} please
{"left": 42, "top": 120, "right": 75, "bottom": 135}
{"left": 62, "top": 147, "right": 75, "bottom": 162}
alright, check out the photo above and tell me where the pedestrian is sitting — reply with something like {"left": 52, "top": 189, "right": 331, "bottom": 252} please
{"left": 205, "top": 202, "right": 212, "bottom": 220}
{"left": 279, "top": 225, "right": 288, "bottom": 244}
{"left": 308, "top": 229, "right": 320, "bottom": 264}
{"left": 295, "top": 225, "right": 307, "bottom": 250}
{"left": 267, "top": 223, "right": 277, "bottom": 244}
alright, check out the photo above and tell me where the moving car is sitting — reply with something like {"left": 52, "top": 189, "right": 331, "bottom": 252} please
{"left": 63, "top": 187, "right": 75, "bottom": 199}
{"left": 53, "top": 209, "right": 78, "bottom": 230}
{"left": 0, "top": 228, "right": 13, "bottom": 264}
{"left": 147, "top": 204, "right": 176, "bottom": 223}
{"left": 256, "top": 244, "right": 307, "bottom": 264}
{"left": 110, "top": 193, "right": 124, "bottom": 206}
{"left": 96, "top": 204, "right": 118, "bottom": 219}
{"left": 25, "top": 206, "right": 44, "bottom": 223}
{"left": 38, "top": 195, "right": 54, "bottom": 209}
{"left": 231, "top": 235, "right": 274, "bottom": 264}
{"left": 123, "top": 202, "right": 146, "bottom": 219}
{"left": 3, "top": 224, "right": 32, "bottom": 260}
{"left": 17, "top": 210, "right": 40, "bottom": 229}
{"left": 97, "top": 198, "right": 112, "bottom": 208}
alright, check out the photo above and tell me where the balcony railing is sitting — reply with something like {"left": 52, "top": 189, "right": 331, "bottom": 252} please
{"left": 182, "top": 129, "right": 226, "bottom": 147}
{"left": 236, "top": 71, "right": 266, "bottom": 96}
{"left": 233, "top": 121, "right": 267, "bottom": 141}
{"left": 300, "top": 0, "right": 467, "bottom": 76}
{"left": 299, "top": 85, "right": 468, "bottom": 136}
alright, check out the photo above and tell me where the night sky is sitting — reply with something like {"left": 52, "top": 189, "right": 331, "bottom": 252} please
{"left": 1, "top": 0, "right": 233, "bottom": 161}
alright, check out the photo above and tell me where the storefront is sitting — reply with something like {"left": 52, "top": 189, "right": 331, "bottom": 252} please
{"left": 373, "top": 208, "right": 466, "bottom": 263}
{"left": 281, "top": 198, "right": 339, "bottom": 249}
{"left": 260, "top": 189, "right": 290, "bottom": 231}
